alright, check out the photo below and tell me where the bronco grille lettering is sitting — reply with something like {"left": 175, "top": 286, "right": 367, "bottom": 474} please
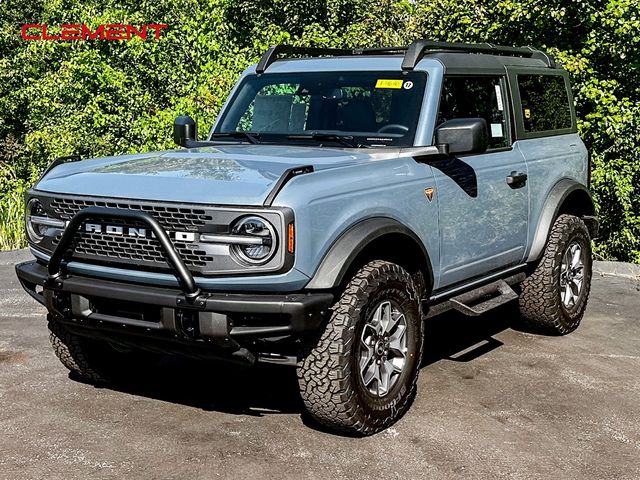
{"left": 82, "top": 223, "right": 196, "bottom": 242}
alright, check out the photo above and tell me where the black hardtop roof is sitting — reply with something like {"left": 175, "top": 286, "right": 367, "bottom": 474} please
{"left": 256, "top": 40, "right": 558, "bottom": 74}
{"left": 429, "top": 51, "right": 555, "bottom": 74}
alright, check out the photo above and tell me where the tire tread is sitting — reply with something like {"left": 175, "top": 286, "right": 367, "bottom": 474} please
{"left": 48, "top": 318, "right": 106, "bottom": 382}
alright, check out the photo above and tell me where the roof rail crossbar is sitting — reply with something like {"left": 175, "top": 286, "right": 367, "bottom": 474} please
{"left": 255, "top": 45, "right": 408, "bottom": 74}
{"left": 400, "top": 40, "right": 555, "bottom": 70}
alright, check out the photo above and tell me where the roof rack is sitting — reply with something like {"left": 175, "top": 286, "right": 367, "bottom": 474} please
{"left": 400, "top": 40, "right": 555, "bottom": 70}
{"left": 255, "top": 45, "right": 407, "bottom": 73}
{"left": 255, "top": 41, "right": 555, "bottom": 74}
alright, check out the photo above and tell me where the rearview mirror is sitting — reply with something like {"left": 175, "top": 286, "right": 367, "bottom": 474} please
{"left": 173, "top": 115, "right": 197, "bottom": 147}
{"left": 435, "top": 118, "right": 488, "bottom": 155}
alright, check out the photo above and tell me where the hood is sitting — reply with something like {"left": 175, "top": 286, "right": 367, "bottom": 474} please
{"left": 35, "top": 145, "right": 394, "bottom": 205}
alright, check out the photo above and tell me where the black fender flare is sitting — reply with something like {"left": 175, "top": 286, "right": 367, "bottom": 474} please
{"left": 526, "top": 179, "right": 597, "bottom": 262}
{"left": 305, "top": 217, "right": 434, "bottom": 291}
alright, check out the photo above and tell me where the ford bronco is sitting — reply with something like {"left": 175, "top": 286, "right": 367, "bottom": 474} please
{"left": 16, "top": 41, "right": 598, "bottom": 435}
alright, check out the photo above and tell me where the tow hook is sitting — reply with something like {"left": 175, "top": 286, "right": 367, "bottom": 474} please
{"left": 176, "top": 309, "right": 199, "bottom": 338}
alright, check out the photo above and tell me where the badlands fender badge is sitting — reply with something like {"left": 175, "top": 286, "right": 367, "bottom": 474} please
{"left": 424, "top": 187, "right": 435, "bottom": 202}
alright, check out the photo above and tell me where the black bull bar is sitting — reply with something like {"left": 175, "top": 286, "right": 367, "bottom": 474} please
{"left": 47, "top": 206, "right": 201, "bottom": 300}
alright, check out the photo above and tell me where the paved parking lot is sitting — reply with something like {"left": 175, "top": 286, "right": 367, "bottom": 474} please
{"left": 1, "top": 250, "right": 639, "bottom": 479}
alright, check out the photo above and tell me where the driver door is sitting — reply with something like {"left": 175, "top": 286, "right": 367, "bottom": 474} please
{"left": 433, "top": 75, "right": 529, "bottom": 287}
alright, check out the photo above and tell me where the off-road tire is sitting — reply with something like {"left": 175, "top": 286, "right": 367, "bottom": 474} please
{"left": 518, "top": 214, "right": 592, "bottom": 335}
{"left": 297, "top": 260, "right": 424, "bottom": 436}
{"left": 48, "top": 317, "right": 136, "bottom": 382}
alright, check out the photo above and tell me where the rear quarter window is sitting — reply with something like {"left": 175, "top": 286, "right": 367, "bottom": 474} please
{"left": 517, "top": 74, "right": 572, "bottom": 133}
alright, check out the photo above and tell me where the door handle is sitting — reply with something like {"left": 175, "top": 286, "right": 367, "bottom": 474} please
{"left": 506, "top": 171, "right": 528, "bottom": 189}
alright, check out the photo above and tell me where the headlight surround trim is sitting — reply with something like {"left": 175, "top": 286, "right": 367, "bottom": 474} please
{"left": 25, "top": 198, "right": 47, "bottom": 243}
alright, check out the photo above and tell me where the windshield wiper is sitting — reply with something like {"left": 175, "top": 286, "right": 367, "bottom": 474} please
{"left": 286, "top": 133, "right": 366, "bottom": 148}
{"left": 211, "top": 131, "right": 262, "bottom": 144}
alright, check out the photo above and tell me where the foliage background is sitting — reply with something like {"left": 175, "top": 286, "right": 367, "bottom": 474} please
{"left": 0, "top": 0, "right": 638, "bottom": 262}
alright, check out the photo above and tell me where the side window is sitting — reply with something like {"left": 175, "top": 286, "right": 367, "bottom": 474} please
{"left": 517, "top": 75, "right": 572, "bottom": 133}
{"left": 437, "top": 76, "right": 509, "bottom": 149}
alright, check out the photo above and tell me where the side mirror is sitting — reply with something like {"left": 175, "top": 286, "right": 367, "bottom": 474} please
{"left": 435, "top": 118, "right": 488, "bottom": 155}
{"left": 173, "top": 115, "right": 197, "bottom": 147}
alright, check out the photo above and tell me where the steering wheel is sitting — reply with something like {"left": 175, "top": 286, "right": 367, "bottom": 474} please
{"left": 378, "top": 124, "right": 409, "bottom": 134}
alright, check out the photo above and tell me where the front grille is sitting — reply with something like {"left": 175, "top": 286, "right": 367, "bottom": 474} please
{"left": 36, "top": 193, "right": 289, "bottom": 277}
{"left": 50, "top": 198, "right": 214, "bottom": 232}
{"left": 47, "top": 198, "right": 219, "bottom": 273}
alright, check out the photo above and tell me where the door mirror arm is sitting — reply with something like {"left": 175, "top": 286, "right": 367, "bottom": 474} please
{"left": 436, "top": 143, "right": 450, "bottom": 155}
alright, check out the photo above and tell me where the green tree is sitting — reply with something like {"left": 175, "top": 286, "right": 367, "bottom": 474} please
{"left": 0, "top": 0, "right": 638, "bottom": 262}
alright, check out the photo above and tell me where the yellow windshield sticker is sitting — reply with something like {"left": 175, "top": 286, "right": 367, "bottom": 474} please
{"left": 375, "top": 79, "right": 403, "bottom": 89}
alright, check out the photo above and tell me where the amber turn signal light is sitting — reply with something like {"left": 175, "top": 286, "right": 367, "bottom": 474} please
{"left": 287, "top": 223, "right": 295, "bottom": 254}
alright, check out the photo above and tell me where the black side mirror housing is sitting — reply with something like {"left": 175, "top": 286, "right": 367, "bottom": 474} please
{"left": 173, "top": 115, "right": 197, "bottom": 147}
{"left": 435, "top": 118, "right": 488, "bottom": 155}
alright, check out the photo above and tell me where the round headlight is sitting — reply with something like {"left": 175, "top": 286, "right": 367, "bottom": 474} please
{"left": 26, "top": 198, "right": 47, "bottom": 243}
{"left": 231, "top": 216, "right": 277, "bottom": 264}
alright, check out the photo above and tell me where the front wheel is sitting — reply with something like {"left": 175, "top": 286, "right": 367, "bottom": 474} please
{"left": 518, "top": 214, "right": 593, "bottom": 335}
{"left": 297, "top": 260, "right": 424, "bottom": 435}
{"left": 48, "top": 317, "right": 154, "bottom": 383}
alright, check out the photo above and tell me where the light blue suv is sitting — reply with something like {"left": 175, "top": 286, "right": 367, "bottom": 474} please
{"left": 16, "top": 41, "right": 598, "bottom": 435}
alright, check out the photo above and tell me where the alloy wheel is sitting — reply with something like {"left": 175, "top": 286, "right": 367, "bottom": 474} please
{"left": 358, "top": 300, "right": 408, "bottom": 397}
{"left": 560, "top": 242, "right": 585, "bottom": 309}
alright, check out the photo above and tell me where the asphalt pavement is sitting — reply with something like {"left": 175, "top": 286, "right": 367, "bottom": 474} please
{"left": 1, "top": 250, "right": 639, "bottom": 480}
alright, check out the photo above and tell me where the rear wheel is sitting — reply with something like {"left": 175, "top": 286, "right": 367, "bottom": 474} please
{"left": 297, "top": 260, "right": 424, "bottom": 435}
{"left": 518, "top": 214, "right": 592, "bottom": 334}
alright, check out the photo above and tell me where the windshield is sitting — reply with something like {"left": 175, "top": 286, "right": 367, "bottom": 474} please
{"left": 214, "top": 71, "right": 427, "bottom": 147}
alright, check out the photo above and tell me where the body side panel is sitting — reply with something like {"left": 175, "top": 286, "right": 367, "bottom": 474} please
{"left": 516, "top": 133, "right": 588, "bottom": 260}
{"left": 273, "top": 156, "right": 442, "bottom": 289}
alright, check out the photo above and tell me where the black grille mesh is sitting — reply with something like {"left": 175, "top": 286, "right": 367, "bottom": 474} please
{"left": 52, "top": 232, "right": 213, "bottom": 269}
{"left": 50, "top": 198, "right": 214, "bottom": 232}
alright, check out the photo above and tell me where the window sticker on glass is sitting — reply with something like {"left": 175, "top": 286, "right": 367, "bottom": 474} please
{"left": 524, "top": 108, "right": 531, "bottom": 119}
{"left": 494, "top": 84, "right": 504, "bottom": 111}
{"left": 375, "top": 79, "right": 403, "bottom": 89}
{"left": 491, "top": 123, "right": 504, "bottom": 138}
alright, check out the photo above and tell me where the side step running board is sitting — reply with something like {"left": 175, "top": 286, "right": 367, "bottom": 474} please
{"left": 426, "top": 272, "right": 525, "bottom": 318}
{"left": 449, "top": 279, "right": 518, "bottom": 316}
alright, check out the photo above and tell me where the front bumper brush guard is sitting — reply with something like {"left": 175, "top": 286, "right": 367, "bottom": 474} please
{"left": 46, "top": 206, "right": 202, "bottom": 304}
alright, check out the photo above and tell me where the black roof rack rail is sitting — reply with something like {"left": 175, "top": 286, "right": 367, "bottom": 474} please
{"left": 400, "top": 40, "right": 555, "bottom": 70}
{"left": 255, "top": 41, "right": 555, "bottom": 74}
{"left": 255, "top": 45, "right": 408, "bottom": 74}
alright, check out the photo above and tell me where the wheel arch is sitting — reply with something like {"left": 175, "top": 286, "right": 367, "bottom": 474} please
{"left": 305, "top": 217, "right": 434, "bottom": 297}
{"left": 527, "top": 179, "right": 598, "bottom": 263}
